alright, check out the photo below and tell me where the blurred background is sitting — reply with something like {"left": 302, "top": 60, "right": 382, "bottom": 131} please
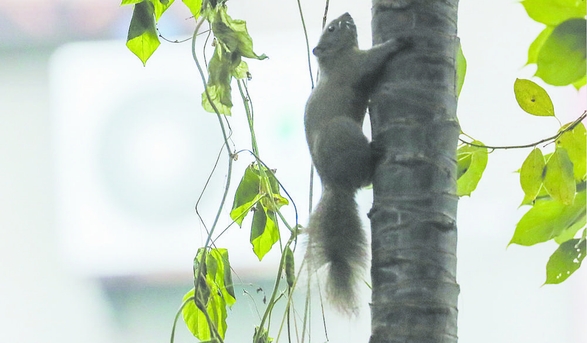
{"left": 1, "top": 0, "right": 585, "bottom": 342}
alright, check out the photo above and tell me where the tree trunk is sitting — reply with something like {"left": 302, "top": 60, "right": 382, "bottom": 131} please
{"left": 368, "top": 1, "right": 460, "bottom": 342}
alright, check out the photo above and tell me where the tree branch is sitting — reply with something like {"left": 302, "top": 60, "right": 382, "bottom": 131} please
{"left": 460, "top": 110, "right": 586, "bottom": 151}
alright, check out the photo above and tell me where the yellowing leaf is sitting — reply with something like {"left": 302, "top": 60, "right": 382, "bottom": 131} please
{"left": 200, "top": 5, "right": 267, "bottom": 115}
{"left": 233, "top": 60, "right": 250, "bottom": 80}
{"left": 544, "top": 147, "right": 576, "bottom": 204}
{"left": 520, "top": 148, "right": 546, "bottom": 204}
{"left": 510, "top": 191, "right": 586, "bottom": 246}
{"left": 513, "top": 78, "right": 555, "bottom": 117}
{"left": 536, "top": 18, "right": 586, "bottom": 86}
{"left": 202, "top": 47, "right": 235, "bottom": 115}
{"left": 211, "top": 8, "right": 268, "bottom": 61}
{"left": 457, "top": 141, "right": 488, "bottom": 196}
{"left": 545, "top": 238, "right": 586, "bottom": 284}
{"left": 557, "top": 122, "right": 586, "bottom": 181}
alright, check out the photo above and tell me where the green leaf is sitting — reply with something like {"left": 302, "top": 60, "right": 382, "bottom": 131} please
{"left": 254, "top": 326, "right": 274, "bottom": 343}
{"left": 182, "top": 287, "right": 228, "bottom": 341}
{"left": 230, "top": 165, "right": 263, "bottom": 226}
{"left": 121, "top": 0, "right": 144, "bottom": 5}
{"left": 520, "top": 148, "right": 546, "bottom": 204}
{"left": 250, "top": 203, "right": 280, "bottom": 261}
{"left": 182, "top": 0, "right": 203, "bottom": 18}
{"left": 571, "top": 74, "right": 587, "bottom": 89}
{"left": 260, "top": 170, "right": 289, "bottom": 212}
{"left": 536, "top": 18, "right": 587, "bottom": 86}
{"left": 456, "top": 43, "right": 467, "bottom": 98}
{"left": 230, "top": 164, "right": 288, "bottom": 226}
{"left": 126, "top": 1, "right": 160, "bottom": 66}
{"left": 207, "top": 249, "right": 236, "bottom": 306}
{"left": 510, "top": 190, "right": 586, "bottom": 246}
{"left": 554, "top": 204, "right": 586, "bottom": 243}
{"left": 230, "top": 164, "right": 286, "bottom": 260}
{"left": 181, "top": 291, "right": 208, "bottom": 340}
{"left": 556, "top": 122, "right": 586, "bottom": 181}
{"left": 527, "top": 26, "right": 554, "bottom": 65}
{"left": 457, "top": 141, "right": 488, "bottom": 196}
{"left": 183, "top": 248, "right": 235, "bottom": 340}
{"left": 153, "top": 0, "right": 174, "bottom": 21}
{"left": 545, "top": 238, "right": 586, "bottom": 284}
{"left": 543, "top": 147, "right": 576, "bottom": 204}
{"left": 513, "top": 79, "right": 555, "bottom": 117}
{"left": 522, "top": 0, "right": 586, "bottom": 26}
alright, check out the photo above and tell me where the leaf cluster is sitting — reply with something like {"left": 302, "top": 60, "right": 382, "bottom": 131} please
{"left": 230, "top": 164, "right": 289, "bottom": 261}
{"left": 119, "top": 1, "right": 298, "bottom": 339}
{"left": 122, "top": 0, "right": 184, "bottom": 65}
{"left": 510, "top": 98, "right": 586, "bottom": 284}
{"left": 200, "top": 3, "right": 268, "bottom": 115}
{"left": 175, "top": 161, "right": 298, "bottom": 343}
{"left": 459, "top": 78, "right": 586, "bottom": 284}
{"left": 122, "top": 0, "right": 267, "bottom": 116}
{"left": 181, "top": 248, "right": 236, "bottom": 341}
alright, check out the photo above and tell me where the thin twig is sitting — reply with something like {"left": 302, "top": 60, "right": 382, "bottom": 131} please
{"left": 460, "top": 110, "right": 586, "bottom": 151}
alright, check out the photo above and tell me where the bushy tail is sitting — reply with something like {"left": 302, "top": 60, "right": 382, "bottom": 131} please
{"left": 306, "top": 185, "right": 368, "bottom": 314}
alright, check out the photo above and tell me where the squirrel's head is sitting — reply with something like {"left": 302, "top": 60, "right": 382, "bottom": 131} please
{"left": 313, "top": 12, "right": 359, "bottom": 58}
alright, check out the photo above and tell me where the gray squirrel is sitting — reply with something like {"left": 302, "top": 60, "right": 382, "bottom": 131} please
{"left": 304, "top": 12, "right": 409, "bottom": 313}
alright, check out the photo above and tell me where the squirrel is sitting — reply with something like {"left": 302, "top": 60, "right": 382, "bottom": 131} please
{"left": 304, "top": 12, "right": 409, "bottom": 314}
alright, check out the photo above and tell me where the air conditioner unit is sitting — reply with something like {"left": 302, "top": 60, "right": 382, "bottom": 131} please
{"left": 50, "top": 41, "right": 256, "bottom": 277}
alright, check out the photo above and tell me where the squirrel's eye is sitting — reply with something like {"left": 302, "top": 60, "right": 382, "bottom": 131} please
{"left": 327, "top": 25, "right": 335, "bottom": 32}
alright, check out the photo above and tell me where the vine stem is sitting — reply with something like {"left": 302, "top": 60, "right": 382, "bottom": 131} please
{"left": 170, "top": 295, "right": 192, "bottom": 343}
{"left": 237, "top": 80, "right": 260, "bottom": 157}
{"left": 235, "top": 80, "right": 305, "bottom": 337}
{"left": 176, "top": 16, "right": 235, "bottom": 343}
{"left": 191, "top": 17, "right": 234, "bottom": 250}
{"left": 296, "top": 0, "right": 315, "bottom": 90}
{"left": 254, "top": 234, "right": 297, "bottom": 342}
{"left": 460, "top": 110, "right": 586, "bottom": 151}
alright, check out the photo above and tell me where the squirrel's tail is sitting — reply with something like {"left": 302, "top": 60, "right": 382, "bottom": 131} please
{"left": 306, "top": 185, "right": 368, "bottom": 314}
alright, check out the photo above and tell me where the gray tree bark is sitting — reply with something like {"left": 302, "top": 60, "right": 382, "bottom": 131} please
{"left": 368, "top": 1, "right": 460, "bottom": 342}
